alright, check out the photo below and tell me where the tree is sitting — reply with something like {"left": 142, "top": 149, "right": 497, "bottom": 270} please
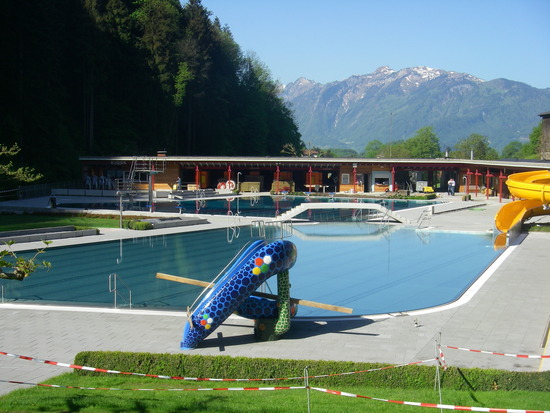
{"left": 521, "top": 122, "right": 542, "bottom": 159}
{"left": 329, "top": 148, "right": 359, "bottom": 158}
{"left": 280, "top": 143, "right": 299, "bottom": 157}
{"left": 452, "top": 133, "right": 498, "bottom": 160}
{"left": 173, "top": 62, "right": 193, "bottom": 106}
{"left": 362, "top": 140, "right": 383, "bottom": 158}
{"left": 501, "top": 141, "right": 524, "bottom": 159}
{"left": 385, "top": 141, "right": 411, "bottom": 158}
{"left": 405, "top": 126, "right": 441, "bottom": 158}
{"left": 131, "top": 0, "right": 182, "bottom": 91}
{"left": 0, "top": 143, "right": 43, "bottom": 189}
{"left": 0, "top": 241, "right": 51, "bottom": 281}
{"left": 2, "top": 0, "right": 304, "bottom": 174}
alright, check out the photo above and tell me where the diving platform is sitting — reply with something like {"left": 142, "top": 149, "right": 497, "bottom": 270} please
{"left": 274, "top": 202, "right": 411, "bottom": 224}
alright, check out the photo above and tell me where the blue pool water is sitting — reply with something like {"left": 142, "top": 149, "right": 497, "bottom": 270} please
{"left": 3, "top": 223, "right": 502, "bottom": 318}
{"left": 58, "top": 195, "right": 437, "bottom": 219}
{"left": 177, "top": 195, "right": 437, "bottom": 219}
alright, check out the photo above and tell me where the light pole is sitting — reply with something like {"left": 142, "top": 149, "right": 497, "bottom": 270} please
{"left": 116, "top": 191, "right": 123, "bottom": 228}
{"left": 390, "top": 112, "right": 393, "bottom": 158}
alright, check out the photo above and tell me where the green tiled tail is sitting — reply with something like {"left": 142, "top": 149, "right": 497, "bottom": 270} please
{"left": 274, "top": 270, "right": 291, "bottom": 336}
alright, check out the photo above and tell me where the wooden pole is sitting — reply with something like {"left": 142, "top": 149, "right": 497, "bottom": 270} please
{"left": 156, "top": 272, "right": 353, "bottom": 314}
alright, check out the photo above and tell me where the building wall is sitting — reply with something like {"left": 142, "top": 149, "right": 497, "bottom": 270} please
{"left": 338, "top": 165, "right": 392, "bottom": 192}
{"left": 79, "top": 156, "right": 548, "bottom": 198}
{"left": 159, "top": 164, "right": 180, "bottom": 190}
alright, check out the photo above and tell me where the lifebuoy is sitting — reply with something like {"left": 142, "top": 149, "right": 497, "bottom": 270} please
{"left": 226, "top": 180, "right": 236, "bottom": 190}
{"left": 217, "top": 182, "right": 226, "bottom": 189}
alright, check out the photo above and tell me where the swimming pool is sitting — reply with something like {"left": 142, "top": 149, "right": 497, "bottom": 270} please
{"left": 57, "top": 194, "right": 437, "bottom": 219}
{"left": 2, "top": 222, "right": 502, "bottom": 318}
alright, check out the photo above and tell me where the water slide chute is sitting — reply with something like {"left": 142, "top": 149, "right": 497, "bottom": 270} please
{"left": 180, "top": 239, "right": 297, "bottom": 350}
{"left": 494, "top": 170, "right": 550, "bottom": 238}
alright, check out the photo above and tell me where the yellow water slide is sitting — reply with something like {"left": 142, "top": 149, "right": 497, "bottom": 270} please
{"left": 494, "top": 170, "right": 550, "bottom": 235}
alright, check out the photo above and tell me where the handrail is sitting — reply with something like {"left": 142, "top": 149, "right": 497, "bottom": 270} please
{"left": 252, "top": 220, "right": 293, "bottom": 240}
{"left": 108, "top": 273, "right": 132, "bottom": 309}
{"left": 417, "top": 207, "right": 431, "bottom": 228}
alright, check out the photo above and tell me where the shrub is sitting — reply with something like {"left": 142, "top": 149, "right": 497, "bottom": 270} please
{"left": 126, "top": 220, "right": 153, "bottom": 230}
{"left": 74, "top": 351, "right": 550, "bottom": 391}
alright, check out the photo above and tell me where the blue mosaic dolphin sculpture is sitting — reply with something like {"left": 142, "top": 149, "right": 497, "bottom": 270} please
{"left": 180, "top": 239, "right": 297, "bottom": 350}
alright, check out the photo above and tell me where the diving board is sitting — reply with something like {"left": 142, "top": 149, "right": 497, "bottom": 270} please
{"left": 274, "top": 202, "right": 411, "bottom": 224}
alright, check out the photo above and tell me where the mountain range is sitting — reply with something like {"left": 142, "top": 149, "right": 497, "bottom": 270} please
{"left": 281, "top": 66, "right": 550, "bottom": 153}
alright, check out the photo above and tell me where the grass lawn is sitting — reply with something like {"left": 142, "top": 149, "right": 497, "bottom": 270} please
{"left": 0, "top": 373, "right": 549, "bottom": 413}
{"left": 525, "top": 222, "right": 550, "bottom": 232}
{"left": 0, "top": 213, "right": 131, "bottom": 232}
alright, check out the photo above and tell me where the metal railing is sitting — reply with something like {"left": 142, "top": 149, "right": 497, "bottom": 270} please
{"left": 381, "top": 209, "right": 392, "bottom": 225}
{"left": 108, "top": 273, "right": 132, "bottom": 309}
{"left": 251, "top": 220, "right": 293, "bottom": 240}
{"left": 417, "top": 207, "right": 432, "bottom": 228}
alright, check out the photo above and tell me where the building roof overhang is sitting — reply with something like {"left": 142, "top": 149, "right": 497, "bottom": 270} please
{"left": 79, "top": 155, "right": 550, "bottom": 171}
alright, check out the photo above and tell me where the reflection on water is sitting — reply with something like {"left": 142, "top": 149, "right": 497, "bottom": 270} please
{"left": 58, "top": 195, "right": 437, "bottom": 219}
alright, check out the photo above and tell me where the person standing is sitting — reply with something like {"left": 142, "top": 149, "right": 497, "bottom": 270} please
{"left": 447, "top": 178, "right": 456, "bottom": 195}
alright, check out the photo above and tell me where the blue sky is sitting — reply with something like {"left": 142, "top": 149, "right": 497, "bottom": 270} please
{"left": 200, "top": 0, "right": 550, "bottom": 89}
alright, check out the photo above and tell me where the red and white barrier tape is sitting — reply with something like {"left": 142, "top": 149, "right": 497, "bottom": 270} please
{"left": 296, "top": 358, "right": 437, "bottom": 379}
{"left": 0, "top": 379, "right": 304, "bottom": 392}
{"left": 2, "top": 379, "right": 546, "bottom": 412}
{"left": 0, "top": 351, "right": 436, "bottom": 382}
{"left": 442, "top": 345, "right": 550, "bottom": 359}
{"left": 437, "top": 345, "right": 448, "bottom": 370}
{"left": 311, "top": 387, "right": 549, "bottom": 413}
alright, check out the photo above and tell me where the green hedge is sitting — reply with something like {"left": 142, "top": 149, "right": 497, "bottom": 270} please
{"left": 126, "top": 220, "right": 153, "bottom": 230}
{"left": 74, "top": 351, "right": 549, "bottom": 392}
{"left": 387, "top": 193, "right": 437, "bottom": 200}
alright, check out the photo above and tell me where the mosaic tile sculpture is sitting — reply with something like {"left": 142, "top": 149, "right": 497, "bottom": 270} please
{"left": 180, "top": 239, "right": 297, "bottom": 350}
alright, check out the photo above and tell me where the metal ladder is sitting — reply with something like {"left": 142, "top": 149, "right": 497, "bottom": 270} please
{"left": 417, "top": 207, "right": 432, "bottom": 228}
{"left": 108, "top": 273, "right": 132, "bottom": 309}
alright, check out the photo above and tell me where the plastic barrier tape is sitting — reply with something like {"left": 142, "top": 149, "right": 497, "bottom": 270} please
{"left": 442, "top": 345, "right": 550, "bottom": 359}
{"left": 311, "top": 387, "right": 550, "bottom": 412}
{"left": 1, "top": 379, "right": 547, "bottom": 412}
{"left": 0, "top": 379, "right": 304, "bottom": 392}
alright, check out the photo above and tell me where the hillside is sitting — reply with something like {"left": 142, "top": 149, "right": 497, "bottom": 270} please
{"left": 281, "top": 66, "right": 550, "bottom": 152}
{"left": 0, "top": 0, "right": 301, "bottom": 183}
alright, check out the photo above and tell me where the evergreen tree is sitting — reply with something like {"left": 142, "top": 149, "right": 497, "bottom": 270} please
{"left": 0, "top": 0, "right": 304, "bottom": 183}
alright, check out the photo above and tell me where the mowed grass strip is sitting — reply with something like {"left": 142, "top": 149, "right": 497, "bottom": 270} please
{"left": 0, "top": 213, "right": 130, "bottom": 232}
{"left": 0, "top": 373, "right": 549, "bottom": 413}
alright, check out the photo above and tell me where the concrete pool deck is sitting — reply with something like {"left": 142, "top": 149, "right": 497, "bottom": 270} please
{"left": 0, "top": 194, "right": 549, "bottom": 395}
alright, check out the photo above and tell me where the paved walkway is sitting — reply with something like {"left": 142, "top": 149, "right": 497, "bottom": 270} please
{"left": 1, "top": 195, "right": 549, "bottom": 396}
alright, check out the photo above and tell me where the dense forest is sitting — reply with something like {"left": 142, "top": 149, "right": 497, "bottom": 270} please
{"left": 0, "top": 0, "right": 303, "bottom": 182}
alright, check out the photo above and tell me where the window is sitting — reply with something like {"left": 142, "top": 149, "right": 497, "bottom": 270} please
{"left": 341, "top": 173, "right": 350, "bottom": 185}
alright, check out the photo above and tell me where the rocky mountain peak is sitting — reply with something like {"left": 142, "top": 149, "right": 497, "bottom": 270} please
{"left": 280, "top": 66, "right": 549, "bottom": 152}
